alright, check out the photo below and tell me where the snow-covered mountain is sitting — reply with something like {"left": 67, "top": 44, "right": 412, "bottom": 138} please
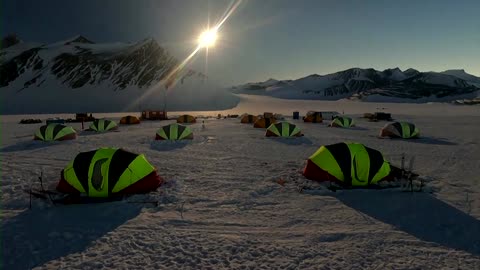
{"left": 0, "top": 35, "right": 239, "bottom": 114}
{"left": 233, "top": 68, "right": 480, "bottom": 102}
{"left": 441, "top": 69, "right": 480, "bottom": 86}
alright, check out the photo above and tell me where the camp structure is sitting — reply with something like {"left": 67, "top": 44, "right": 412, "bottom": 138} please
{"left": 329, "top": 116, "right": 355, "bottom": 128}
{"left": 155, "top": 123, "right": 193, "bottom": 140}
{"left": 303, "top": 111, "right": 323, "bottom": 123}
{"left": 141, "top": 110, "right": 168, "bottom": 120}
{"left": 56, "top": 148, "right": 163, "bottom": 198}
{"left": 303, "top": 142, "right": 392, "bottom": 187}
{"left": 19, "top": 119, "right": 42, "bottom": 124}
{"left": 380, "top": 122, "right": 419, "bottom": 139}
{"left": 46, "top": 118, "right": 65, "bottom": 125}
{"left": 176, "top": 114, "right": 196, "bottom": 124}
{"left": 34, "top": 124, "right": 77, "bottom": 141}
{"left": 120, "top": 115, "right": 140, "bottom": 125}
{"left": 263, "top": 112, "right": 274, "bottom": 119}
{"left": 266, "top": 122, "right": 303, "bottom": 137}
{"left": 253, "top": 117, "right": 277, "bottom": 128}
{"left": 89, "top": 119, "right": 118, "bottom": 132}
{"left": 240, "top": 114, "right": 258, "bottom": 124}
{"left": 66, "top": 113, "right": 95, "bottom": 123}
{"left": 364, "top": 112, "right": 392, "bottom": 121}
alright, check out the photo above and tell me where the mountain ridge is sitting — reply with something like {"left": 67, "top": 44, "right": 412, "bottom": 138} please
{"left": 233, "top": 67, "right": 480, "bottom": 102}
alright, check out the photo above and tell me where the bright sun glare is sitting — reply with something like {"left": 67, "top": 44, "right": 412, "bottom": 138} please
{"left": 198, "top": 29, "right": 218, "bottom": 48}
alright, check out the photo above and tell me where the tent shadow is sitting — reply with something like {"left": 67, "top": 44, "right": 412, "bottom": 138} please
{"left": 348, "top": 126, "right": 369, "bottom": 131}
{"left": 1, "top": 202, "right": 142, "bottom": 269}
{"left": 150, "top": 140, "right": 190, "bottom": 151}
{"left": 0, "top": 140, "right": 60, "bottom": 153}
{"left": 78, "top": 130, "right": 120, "bottom": 137}
{"left": 267, "top": 136, "right": 313, "bottom": 145}
{"left": 408, "top": 137, "right": 457, "bottom": 146}
{"left": 335, "top": 191, "right": 480, "bottom": 255}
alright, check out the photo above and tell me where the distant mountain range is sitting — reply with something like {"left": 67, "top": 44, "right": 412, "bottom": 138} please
{"left": 0, "top": 36, "right": 239, "bottom": 114}
{"left": 232, "top": 68, "right": 480, "bottom": 102}
{"left": 0, "top": 35, "right": 205, "bottom": 91}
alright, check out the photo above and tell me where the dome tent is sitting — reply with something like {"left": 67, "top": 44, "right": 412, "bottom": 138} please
{"left": 34, "top": 124, "right": 76, "bottom": 141}
{"left": 303, "top": 142, "right": 392, "bottom": 187}
{"left": 303, "top": 111, "right": 323, "bottom": 123}
{"left": 240, "top": 114, "right": 258, "bottom": 124}
{"left": 156, "top": 123, "right": 193, "bottom": 140}
{"left": 177, "top": 114, "right": 196, "bottom": 124}
{"left": 329, "top": 116, "right": 355, "bottom": 128}
{"left": 120, "top": 115, "right": 140, "bottom": 125}
{"left": 57, "top": 148, "right": 162, "bottom": 197}
{"left": 266, "top": 122, "right": 303, "bottom": 137}
{"left": 253, "top": 117, "right": 276, "bottom": 128}
{"left": 380, "top": 122, "right": 419, "bottom": 139}
{"left": 89, "top": 119, "right": 118, "bottom": 132}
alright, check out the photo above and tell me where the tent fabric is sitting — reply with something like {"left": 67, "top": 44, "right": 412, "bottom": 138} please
{"left": 89, "top": 119, "right": 118, "bottom": 132}
{"left": 303, "top": 111, "right": 323, "bottom": 123}
{"left": 303, "top": 142, "right": 392, "bottom": 187}
{"left": 176, "top": 114, "right": 196, "bottom": 123}
{"left": 240, "top": 114, "right": 258, "bottom": 124}
{"left": 329, "top": 116, "right": 355, "bottom": 128}
{"left": 156, "top": 123, "right": 193, "bottom": 140}
{"left": 266, "top": 122, "right": 303, "bottom": 137}
{"left": 253, "top": 117, "right": 277, "bottom": 128}
{"left": 120, "top": 115, "right": 140, "bottom": 125}
{"left": 34, "top": 124, "right": 76, "bottom": 141}
{"left": 57, "top": 148, "right": 162, "bottom": 197}
{"left": 380, "top": 122, "right": 419, "bottom": 139}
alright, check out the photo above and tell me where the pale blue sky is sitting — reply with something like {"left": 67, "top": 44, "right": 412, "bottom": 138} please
{"left": 3, "top": 0, "right": 480, "bottom": 85}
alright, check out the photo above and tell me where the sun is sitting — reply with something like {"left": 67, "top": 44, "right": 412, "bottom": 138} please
{"left": 198, "top": 29, "right": 218, "bottom": 48}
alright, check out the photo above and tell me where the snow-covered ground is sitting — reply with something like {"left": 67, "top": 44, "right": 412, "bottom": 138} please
{"left": 1, "top": 95, "right": 480, "bottom": 269}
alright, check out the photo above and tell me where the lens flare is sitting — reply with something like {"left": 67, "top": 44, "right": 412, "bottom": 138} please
{"left": 198, "top": 29, "right": 218, "bottom": 48}
{"left": 125, "top": 0, "right": 242, "bottom": 111}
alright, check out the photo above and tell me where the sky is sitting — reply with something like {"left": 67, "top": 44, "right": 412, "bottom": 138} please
{"left": 3, "top": 0, "right": 480, "bottom": 86}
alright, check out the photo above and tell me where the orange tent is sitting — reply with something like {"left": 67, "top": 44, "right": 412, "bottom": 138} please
{"left": 120, "top": 115, "right": 140, "bottom": 125}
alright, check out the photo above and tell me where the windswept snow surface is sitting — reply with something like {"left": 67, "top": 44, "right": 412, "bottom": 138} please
{"left": 1, "top": 95, "right": 480, "bottom": 269}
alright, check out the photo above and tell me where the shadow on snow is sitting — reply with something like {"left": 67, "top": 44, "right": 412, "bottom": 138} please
{"left": 149, "top": 140, "right": 190, "bottom": 151}
{"left": 0, "top": 140, "right": 64, "bottom": 153}
{"left": 408, "top": 136, "right": 457, "bottom": 145}
{"left": 1, "top": 202, "right": 142, "bottom": 269}
{"left": 335, "top": 191, "right": 480, "bottom": 255}
{"left": 266, "top": 136, "right": 314, "bottom": 145}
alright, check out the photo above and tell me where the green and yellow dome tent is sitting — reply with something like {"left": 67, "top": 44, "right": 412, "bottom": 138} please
{"left": 253, "top": 117, "right": 276, "bottom": 128}
{"left": 156, "top": 123, "right": 193, "bottom": 140}
{"left": 34, "top": 124, "right": 77, "bottom": 141}
{"left": 266, "top": 122, "right": 303, "bottom": 137}
{"left": 380, "top": 122, "right": 419, "bottom": 139}
{"left": 240, "top": 114, "right": 258, "bottom": 124}
{"left": 56, "top": 148, "right": 163, "bottom": 198}
{"left": 176, "top": 114, "right": 196, "bottom": 124}
{"left": 89, "top": 119, "right": 118, "bottom": 132}
{"left": 329, "top": 116, "right": 355, "bottom": 128}
{"left": 303, "top": 142, "right": 393, "bottom": 187}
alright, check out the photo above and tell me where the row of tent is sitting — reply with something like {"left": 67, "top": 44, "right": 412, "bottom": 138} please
{"left": 33, "top": 119, "right": 420, "bottom": 142}
{"left": 241, "top": 113, "right": 355, "bottom": 128}
{"left": 34, "top": 122, "right": 194, "bottom": 141}
{"left": 119, "top": 114, "right": 197, "bottom": 125}
{"left": 55, "top": 141, "right": 398, "bottom": 200}
{"left": 241, "top": 113, "right": 419, "bottom": 139}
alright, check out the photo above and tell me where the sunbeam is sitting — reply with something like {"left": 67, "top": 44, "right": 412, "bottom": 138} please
{"left": 126, "top": 0, "right": 243, "bottom": 111}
